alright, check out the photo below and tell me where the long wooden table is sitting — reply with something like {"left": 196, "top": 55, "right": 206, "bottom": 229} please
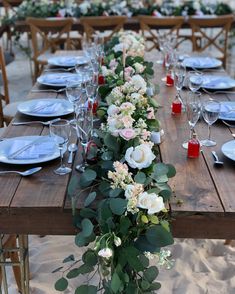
{"left": 0, "top": 51, "right": 235, "bottom": 239}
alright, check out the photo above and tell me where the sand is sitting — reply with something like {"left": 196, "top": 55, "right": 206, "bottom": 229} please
{"left": 3, "top": 236, "right": 235, "bottom": 294}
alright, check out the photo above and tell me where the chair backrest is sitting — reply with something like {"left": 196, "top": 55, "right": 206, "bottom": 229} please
{"left": 80, "top": 16, "right": 127, "bottom": 43}
{"left": 26, "top": 17, "right": 73, "bottom": 61}
{"left": 138, "top": 15, "right": 185, "bottom": 51}
{"left": 188, "top": 15, "right": 233, "bottom": 67}
{"left": 0, "top": 46, "right": 9, "bottom": 127}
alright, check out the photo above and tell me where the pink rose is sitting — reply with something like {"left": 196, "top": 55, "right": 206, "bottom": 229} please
{"left": 119, "top": 128, "right": 136, "bottom": 141}
{"left": 147, "top": 107, "right": 155, "bottom": 119}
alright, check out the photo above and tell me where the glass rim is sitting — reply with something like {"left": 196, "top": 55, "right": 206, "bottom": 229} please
{"left": 50, "top": 119, "right": 70, "bottom": 126}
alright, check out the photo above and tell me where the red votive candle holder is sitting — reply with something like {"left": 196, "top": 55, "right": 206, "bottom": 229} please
{"left": 166, "top": 73, "right": 174, "bottom": 87}
{"left": 171, "top": 100, "right": 182, "bottom": 115}
{"left": 98, "top": 74, "right": 105, "bottom": 85}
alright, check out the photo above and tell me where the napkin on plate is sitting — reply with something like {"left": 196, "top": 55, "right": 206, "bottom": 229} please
{"left": 44, "top": 74, "right": 78, "bottom": 84}
{"left": 8, "top": 139, "right": 56, "bottom": 160}
{"left": 30, "top": 101, "right": 62, "bottom": 114}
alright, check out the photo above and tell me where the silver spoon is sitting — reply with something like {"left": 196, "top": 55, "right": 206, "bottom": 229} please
{"left": 0, "top": 167, "right": 42, "bottom": 176}
{"left": 44, "top": 67, "right": 75, "bottom": 72}
{"left": 68, "top": 143, "right": 78, "bottom": 164}
{"left": 31, "top": 88, "right": 66, "bottom": 93}
{"left": 211, "top": 151, "right": 224, "bottom": 166}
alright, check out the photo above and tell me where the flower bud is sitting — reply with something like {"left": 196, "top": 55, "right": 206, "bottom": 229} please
{"left": 114, "top": 236, "right": 122, "bottom": 247}
{"left": 98, "top": 248, "right": 113, "bottom": 259}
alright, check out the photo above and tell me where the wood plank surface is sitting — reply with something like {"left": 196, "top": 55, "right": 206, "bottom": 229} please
{"left": 0, "top": 50, "right": 235, "bottom": 238}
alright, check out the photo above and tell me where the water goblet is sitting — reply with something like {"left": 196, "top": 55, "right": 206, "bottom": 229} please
{"left": 50, "top": 119, "right": 71, "bottom": 175}
{"left": 188, "top": 71, "right": 203, "bottom": 93}
{"left": 66, "top": 81, "right": 83, "bottom": 124}
{"left": 182, "top": 91, "right": 201, "bottom": 149}
{"left": 75, "top": 107, "right": 93, "bottom": 172}
{"left": 85, "top": 82, "right": 99, "bottom": 122}
{"left": 201, "top": 99, "right": 221, "bottom": 147}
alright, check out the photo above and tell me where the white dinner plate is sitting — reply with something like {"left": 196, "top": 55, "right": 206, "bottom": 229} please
{"left": 17, "top": 99, "right": 73, "bottom": 117}
{"left": 0, "top": 136, "right": 66, "bottom": 165}
{"left": 37, "top": 73, "right": 81, "bottom": 87}
{"left": 47, "top": 56, "right": 89, "bottom": 67}
{"left": 182, "top": 57, "right": 222, "bottom": 69}
{"left": 219, "top": 102, "right": 235, "bottom": 121}
{"left": 202, "top": 75, "right": 235, "bottom": 90}
{"left": 221, "top": 140, "right": 235, "bottom": 161}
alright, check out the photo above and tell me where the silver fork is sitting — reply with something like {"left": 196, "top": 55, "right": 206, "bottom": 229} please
{"left": 44, "top": 67, "right": 75, "bottom": 72}
{"left": 31, "top": 88, "right": 66, "bottom": 93}
{"left": 12, "top": 118, "right": 61, "bottom": 126}
{"left": 221, "top": 120, "right": 235, "bottom": 128}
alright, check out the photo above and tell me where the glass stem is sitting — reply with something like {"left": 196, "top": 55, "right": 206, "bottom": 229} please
{"left": 208, "top": 124, "right": 211, "bottom": 141}
{"left": 82, "top": 143, "right": 88, "bottom": 166}
{"left": 189, "top": 127, "right": 193, "bottom": 140}
{"left": 59, "top": 146, "right": 64, "bottom": 168}
{"left": 73, "top": 104, "right": 76, "bottom": 121}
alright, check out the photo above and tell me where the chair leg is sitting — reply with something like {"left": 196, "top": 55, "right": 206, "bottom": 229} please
{"left": 0, "top": 234, "right": 8, "bottom": 294}
{"left": 10, "top": 247, "right": 22, "bottom": 293}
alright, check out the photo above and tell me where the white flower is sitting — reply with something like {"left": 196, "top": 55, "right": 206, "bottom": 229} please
{"left": 130, "top": 75, "right": 147, "bottom": 94}
{"left": 133, "top": 62, "right": 145, "bottom": 74}
{"left": 193, "top": 1, "right": 201, "bottom": 11}
{"left": 98, "top": 248, "right": 113, "bottom": 259}
{"left": 107, "top": 105, "right": 119, "bottom": 116}
{"left": 114, "top": 236, "right": 122, "bottom": 247}
{"left": 137, "top": 192, "right": 165, "bottom": 215}
{"left": 79, "top": 2, "right": 90, "bottom": 14}
{"left": 113, "top": 43, "right": 124, "bottom": 52}
{"left": 125, "top": 144, "right": 155, "bottom": 169}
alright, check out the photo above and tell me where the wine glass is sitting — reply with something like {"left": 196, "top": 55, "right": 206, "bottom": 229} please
{"left": 50, "top": 119, "right": 71, "bottom": 175}
{"left": 66, "top": 81, "right": 83, "bottom": 124}
{"left": 182, "top": 91, "right": 201, "bottom": 149}
{"left": 188, "top": 71, "right": 203, "bottom": 93}
{"left": 201, "top": 99, "right": 221, "bottom": 147}
{"left": 85, "top": 82, "right": 99, "bottom": 121}
{"left": 174, "top": 62, "right": 186, "bottom": 109}
{"left": 75, "top": 107, "right": 93, "bottom": 172}
{"left": 75, "top": 63, "right": 94, "bottom": 89}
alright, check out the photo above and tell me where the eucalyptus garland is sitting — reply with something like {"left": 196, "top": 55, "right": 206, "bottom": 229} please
{"left": 54, "top": 31, "right": 175, "bottom": 294}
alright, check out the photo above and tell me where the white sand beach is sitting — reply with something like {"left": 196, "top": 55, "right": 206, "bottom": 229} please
{"left": 4, "top": 236, "right": 235, "bottom": 294}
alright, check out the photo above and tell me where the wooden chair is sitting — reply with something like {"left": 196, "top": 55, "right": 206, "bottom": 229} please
{"left": 80, "top": 16, "right": 127, "bottom": 43}
{"left": 188, "top": 15, "right": 234, "bottom": 68}
{"left": 26, "top": 17, "right": 73, "bottom": 81}
{"left": 0, "top": 234, "right": 29, "bottom": 294}
{"left": 0, "top": 46, "right": 20, "bottom": 127}
{"left": 138, "top": 15, "right": 185, "bottom": 51}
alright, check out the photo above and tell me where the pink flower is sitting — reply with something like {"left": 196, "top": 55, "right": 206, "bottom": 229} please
{"left": 109, "top": 59, "right": 118, "bottom": 70}
{"left": 119, "top": 128, "right": 136, "bottom": 141}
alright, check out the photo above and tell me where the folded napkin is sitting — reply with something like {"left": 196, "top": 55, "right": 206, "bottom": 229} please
{"left": 203, "top": 78, "right": 227, "bottom": 88}
{"left": 8, "top": 139, "right": 55, "bottom": 160}
{"left": 30, "top": 101, "right": 62, "bottom": 114}
{"left": 187, "top": 57, "right": 214, "bottom": 68}
{"left": 43, "top": 74, "right": 79, "bottom": 84}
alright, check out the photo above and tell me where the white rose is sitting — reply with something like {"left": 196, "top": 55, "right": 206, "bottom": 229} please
{"left": 113, "top": 43, "right": 124, "bottom": 52}
{"left": 107, "top": 105, "right": 119, "bottom": 116}
{"left": 137, "top": 192, "right": 165, "bottom": 215}
{"left": 79, "top": 2, "right": 90, "bottom": 14}
{"left": 98, "top": 248, "right": 113, "bottom": 259}
{"left": 193, "top": 1, "right": 201, "bottom": 11}
{"left": 125, "top": 144, "right": 155, "bottom": 169}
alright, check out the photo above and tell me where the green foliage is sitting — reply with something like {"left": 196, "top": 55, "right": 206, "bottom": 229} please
{"left": 54, "top": 277, "right": 68, "bottom": 292}
{"left": 75, "top": 285, "right": 97, "bottom": 294}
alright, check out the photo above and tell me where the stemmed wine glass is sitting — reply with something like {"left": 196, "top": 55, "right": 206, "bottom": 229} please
{"left": 75, "top": 107, "right": 93, "bottom": 172}
{"left": 50, "top": 119, "right": 71, "bottom": 175}
{"left": 201, "top": 99, "right": 221, "bottom": 147}
{"left": 66, "top": 81, "right": 83, "bottom": 124}
{"left": 85, "top": 81, "right": 99, "bottom": 121}
{"left": 182, "top": 91, "right": 201, "bottom": 149}
{"left": 174, "top": 62, "right": 186, "bottom": 109}
{"left": 188, "top": 71, "right": 203, "bottom": 93}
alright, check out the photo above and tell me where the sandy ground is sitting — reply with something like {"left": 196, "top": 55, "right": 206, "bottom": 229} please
{"left": 1, "top": 31, "right": 235, "bottom": 294}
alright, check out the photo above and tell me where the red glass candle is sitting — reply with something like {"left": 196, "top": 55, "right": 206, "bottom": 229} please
{"left": 166, "top": 73, "right": 174, "bottom": 87}
{"left": 88, "top": 100, "right": 99, "bottom": 115}
{"left": 187, "top": 134, "right": 200, "bottom": 158}
{"left": 171, "top": 100, "right": 182, "bottom": 115}
{"left": 98, "top": 74, "right": 105, "bottom": 85}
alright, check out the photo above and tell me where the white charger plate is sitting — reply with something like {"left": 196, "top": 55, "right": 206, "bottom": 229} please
{"left": 182, "top": 57, "right": 222, "bottom": 69}
{"left": 48, "top": 56, "right": 89, "bottom": 67}
{"left": 37, "top": 73, "right": 81, "bottom": 87}
{"left": 221, "top": 140, "right": 235, "bottom": 161}
{"left": 219, "top": 102, "right": 235, "bottom": 121}
{"left": 17, "top": 99, "right": 73, "bottom": 118}
{"left": 202, "top": 75, "right": 235, "bottom": 90}
{"left": 0, "top": 136, "right": 66, "bottom": 165}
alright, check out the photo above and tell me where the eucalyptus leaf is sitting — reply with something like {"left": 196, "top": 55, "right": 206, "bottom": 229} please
{"left": 109, "top": 188, "right": 123, "bottom": 198}
{"left": 82, "top": 250, "right": 98, "bottom": 266}
{"left": 63, "top": 254, "right": 75, "bottom": 263}
{"left": 54, "top": 277, "right": 68, "bottom": 291}
{"left": 146, "top": 225, "right": 174, "bottom": 247}
{"left": 66, "top": 268, "right": 80, "bottom": 279}
{"left": 111, "top": 272, "right": 122, "bottom": 293}
{"left": 144, "top": 266, "right": 159, "bottom": 282}
{"left": 134, "top": 172, "right": 146, "bottom": 184}
{"left": 84, "top": 192, "right": 97, "bottom": 207}
{"left": 81, "top": 218, "right": 94, "bottom": 238}
{"left": 110, "top": 198, "right": 127, "bottom": 215}
{"left": 75, "top": 285, "right": 97, "bottom": 294}
{"left": 80, "top": 169, "right": 97, "bottom": 187}
{"left": 166, "top": 164, "right": 176, "bottom": 178}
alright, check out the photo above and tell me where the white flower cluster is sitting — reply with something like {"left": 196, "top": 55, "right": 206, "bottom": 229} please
{"left": 114, "top": 31, "right": 145, "bottom": 58}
